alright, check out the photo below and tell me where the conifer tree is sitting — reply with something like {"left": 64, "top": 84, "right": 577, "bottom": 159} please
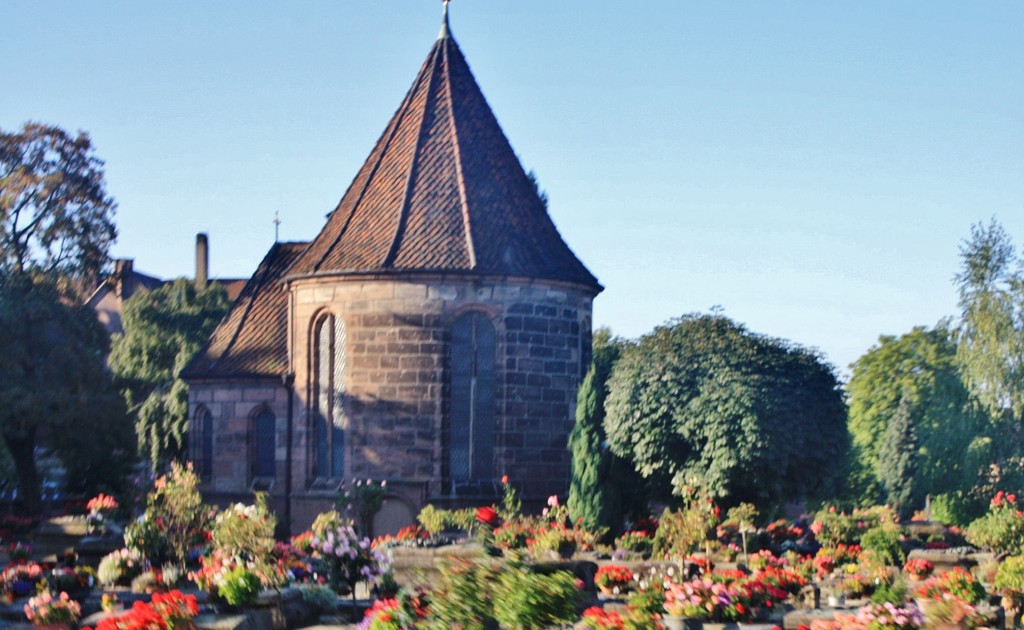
{"left": 568, "top": 329, "right": 632, "bottom": 533}
{"left": 878, "top": 394, "right": 920, "bottom": 518}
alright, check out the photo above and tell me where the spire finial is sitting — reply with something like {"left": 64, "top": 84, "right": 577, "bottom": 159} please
{"left": 438, "top": 0, "right": 451, "bottom": 40}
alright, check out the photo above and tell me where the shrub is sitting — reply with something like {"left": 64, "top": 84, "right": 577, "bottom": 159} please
{"left": 423, "top": 558, "right": 497, "bottom": 630}
{"left": 492, "top": 568, "right": 579, "bottom": 629}
{"left": 337, "top": 478, "right": 387, "bottom": 536}
{"left": 295, "top": 584, "right": 339, "bottom": 612}
{"left": 931, "top": 492, "right": 984, "bottom": 527}
{"left": 653, "top": 506, "right": 713, "bottom": 558}
{"left": 860, "top": 523, "right": 906, "bottom": 567}
{"left": 416, "top": 504, "right": 449, "bottom": 536}
{"left": 966, "top": 491, "right": 1024, "bottom": 555}
{"left": 132, "top": 462, "right": 211, "bottom": 569}
{"left": 210, "top": 494, "right": 281, "bottom": 588}
{"left": 218, "top": 567, "right": 262, "bottom": 607}
{"left": 995, "top": 556, "right": 1024, "bottom": 598}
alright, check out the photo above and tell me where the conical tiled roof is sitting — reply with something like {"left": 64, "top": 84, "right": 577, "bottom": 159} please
{"left": 287, "top": 20, "right": 601, "bottom": 292}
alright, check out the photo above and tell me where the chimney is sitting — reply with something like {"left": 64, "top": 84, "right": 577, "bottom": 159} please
{"left": 195, "top": 233, "right": 209, "bottom": 289}
{"left": 114, "top": 259, "right": 134, "bottom": 299}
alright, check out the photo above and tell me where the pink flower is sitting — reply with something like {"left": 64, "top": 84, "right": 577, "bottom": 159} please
{"left": 547, "top": 495, "right": 559, "bottom": 508}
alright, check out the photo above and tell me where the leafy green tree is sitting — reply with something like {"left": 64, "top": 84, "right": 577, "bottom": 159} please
{"left": 0, "top": 277, "right": 133, "bottom": 514}
{"left": 955, "top": 219, "right": 1024, "bottom": 423}
{"left": 568, "top": 328, "right": 639, "bottom": 534}
{"left": 0, "top": 122, "right": 129, "bottom": 514}
{"left": 846, "top": 325, "right": 988, "bottom": 507}
{"left": 109, "top": 279, "right": 230, "bottom": 468}
{"left": 877, "top": 394, "right": 920, "bottom": 517}
{"left": 603, "top": 313, "right": 848, "bottom": 513}
{"left": 1, "top": 122, "right": 117, "bottom": 293}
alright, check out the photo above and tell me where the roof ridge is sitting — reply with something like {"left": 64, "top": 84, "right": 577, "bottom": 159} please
{"left": 310, "top": 57, "right": 432, "bottom": 273}
{"left": 382, "top": 43, "right": 443, "bottom": 268}
{"left": 442, "top": 39, "right": 477, "bottom": 269}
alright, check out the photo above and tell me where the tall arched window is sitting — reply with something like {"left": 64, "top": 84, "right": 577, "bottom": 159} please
{"left": 448, "top": 312, "right": 496, "bottom": 493}
{"left": 196, "top": 406, "right": 213, "bottom": 482}
{"left": 312, "top": 313, "right": 346, "bottom": 480}
{"left": 252, "top": 407, "right": 276, "bottom": 479}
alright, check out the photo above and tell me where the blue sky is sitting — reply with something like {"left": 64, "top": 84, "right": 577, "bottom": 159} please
{"left": 3, "top": 1, "right": 1022, "bottom": 375}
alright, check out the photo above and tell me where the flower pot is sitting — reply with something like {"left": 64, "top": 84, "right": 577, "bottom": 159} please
{"left": 663, "top": 616, "right": 704, "bottom": 630}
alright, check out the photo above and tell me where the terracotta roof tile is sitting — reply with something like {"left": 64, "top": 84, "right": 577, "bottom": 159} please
{"left": 288, "top": 31, "right": 600, "bottom": 292}
{"left": 182, "top": 242, "right": 307, "bottom": 379}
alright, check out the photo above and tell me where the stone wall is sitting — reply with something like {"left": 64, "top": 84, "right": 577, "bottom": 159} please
{"left": 189, "top": 275, "right": 594, "bottom": 533}
{"left": 288, "top": 275, "right": 593, "bottom": 504}
{"left": 188, "top": 378, "right": 289, "bottom": 494}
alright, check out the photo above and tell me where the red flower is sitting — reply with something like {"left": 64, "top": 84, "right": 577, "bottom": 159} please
{"left": 476, "top": 506, "right": 499, "bottom": 526}
{"left": 501, "top": 475, "right": 509, "bottom": 484}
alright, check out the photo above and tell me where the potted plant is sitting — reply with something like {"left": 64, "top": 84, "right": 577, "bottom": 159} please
{"left": 995, "top": 555, "right": 1024, "bottom": 626}
{"left": 595, "top": 565, "right": 635, "bottom": 596}
{"left": 903, "top": 558, "right": 935, "bottom": 581}
{"left": 86, "top": 493, "right": 119, "bottom": 537}
{"left": 663, "top": 578, "right": 722, "bottom": 630}
{"left": 8, "top": 542, "right": 30, "bottom": 564}
{"left": 100, "top": 592, "right": 121, "bottom": 615}
{"left": 614, "top": 530, "right": 654, "bottom": 557}
{"left": 23, "top": 592, "right": 81, "bottom": 630}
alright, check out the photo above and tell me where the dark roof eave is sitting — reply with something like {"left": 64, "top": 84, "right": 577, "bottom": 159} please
{"left": 181, "top": 370, "right": 287, "bottom": 382}
{"left": 282, "top": 268, "right": 604, "bottom": 296}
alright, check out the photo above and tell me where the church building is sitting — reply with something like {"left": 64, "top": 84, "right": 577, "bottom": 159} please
{"left": 182, "top": 6, "right": 602, "bottom": 533}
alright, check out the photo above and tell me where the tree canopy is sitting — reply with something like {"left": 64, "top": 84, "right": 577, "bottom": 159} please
{"left": 845, "top": 325, "right": 988, "bottom": 508}
{"left": 109, "top": 278, "right": 230, "bottom": 468}
{"left": 0, "top": 122, "right": 128, "bottom": 514}
{"left": 1, "top": 122, "right": 116, "bottom": 292}
{"left": 955, "top": 219, "right": 1024, "bottom": 423}
{"left": 603, "top": 313, "right": 848, "bottom": 512}
{"left": 0, "top": 277, "right": 133, "bottom": 513}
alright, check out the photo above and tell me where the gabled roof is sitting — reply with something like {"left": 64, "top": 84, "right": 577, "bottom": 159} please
{"left": 287, "top": 21, "right": 601, "bottom": 293}
{"left": 182, "top": 242, "right": 308, "bottom": 379}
